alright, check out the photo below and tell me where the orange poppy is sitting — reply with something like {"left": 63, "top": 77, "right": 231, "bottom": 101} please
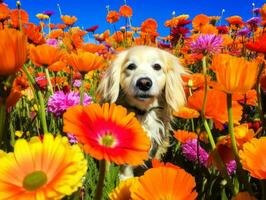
{"left": 63, "top": 103, "right": 150, "bottom": 165}
{"left": 233, "top": 90, "right": 257, "bottom": 106}
{"left": 130, "top": 166, "right": 198, "bottom": 200}
{"left": 226, "top": 16, "right": 244, "bottom": 26}
{"left": 246, "top": 33, "right": 266, "bottom": 53}
{"left": 47, "top": 60, "right": 67, "bottom": 72}
{"left": 232, "top": 192, "right": 257, "bottom": 200}
{"left": 57, "top": 23, "right": 67, "bottom": 30}
{"left": 173, "top": 130, "right": 198, "bottom": 144}
{"left": 48, "top": 29, "right": 64, "bottom": 39}
{"left": 182, "top": 73, "right": 207, "bottom": 90}
{"left": 192, "top": 14, "right": 210, "bottom": 31}
{"left": 106, "top": 10, "right": 120, "bottom": 23}
{"left": 261, "top": 3, "right": 266, "bottom": 21}
{"left": 119, "top": 5, "right": 133, "bottom": 17}
{"left": 240, "top": 137, "right": 266, "bottom": 179}
{"left": 173, "top": 107, "right": 200, "bottom": 119}
{"left": 0, "top": 28, "right": 27, "bottom": 75}
{"left": 10, "top": 9, "right": 29, "bottom": 28}
{"left": 200, "top": 24, "right": 218, "bottom": 34}
{"left": 151, "top": 159, "right": 181, "bottom": 170}
{"left": 0, "top": 3, "right": 10, "bottom": 21}
{"left": 61, "top": 15, "right": 77, "bottom": 26}
{"left": 188, "top": 89, "right": 243, "bottom": 126}
{"left": 29, "top": 44, "right": 65, "bottom": 68}
{"left": 213, "top": 54, "right": 259, "bottom": 94}
{"left": 141, "top": 18, "right": 158, "bottom": 34}
{"left": 23, "top": 23, "right": 45, "bottom": 45}
{"left": 67, "top": 51, "right": 104, "bottom": 72}
{"left": 82, "top": 43, "right": 106, "bottom": 53}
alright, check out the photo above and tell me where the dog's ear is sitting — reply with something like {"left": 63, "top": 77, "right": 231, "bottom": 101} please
{"left": 97, "top": 50, "right": 128, "bottom": 103}
{"left": 164, "top": 52, "right": 187, "bottom": 112}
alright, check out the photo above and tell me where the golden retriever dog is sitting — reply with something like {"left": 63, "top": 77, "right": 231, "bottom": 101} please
{"left": 97, "top": 45, "right": 186, "bottom": 178}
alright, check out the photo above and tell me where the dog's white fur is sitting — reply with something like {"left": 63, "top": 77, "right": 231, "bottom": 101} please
{"left": 97, "top": 46, "right": 186, "bottom": 176}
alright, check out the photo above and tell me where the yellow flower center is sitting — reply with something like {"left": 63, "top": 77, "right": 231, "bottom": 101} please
{"left": 23, "top": 170, "right": 47, "bottom": 191}
{"left": 99, "top": 132, "right": 116, "bottom": 147}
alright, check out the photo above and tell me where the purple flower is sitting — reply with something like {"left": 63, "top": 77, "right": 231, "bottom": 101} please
{"left": 190, "top": 34, "right": 223, "bottom": 55}
{"left": 73, "top": 79, "right": 82, "bottom": 88}
{"left": 226, "top": 160, "right": 237, "bottom": 175}
{"left": 237, "top": 28, "right": 251, "bottom": 37}
{"left": 67, "top": 134, "right": 78, "bottom": 144}
{"left": 43, "top": 10, "right": 55, "bottom": 17}
{"left": 252, "top": 8, "right": 261, "bottom": 16}
{"left": 246, "top": 17, "right": 261, "bottom": 26}
{"left": 181, "top": 139, "right": 209, "bottom": 167}
{"left": 47, "top": 91, "right": 92, "bottom": 117}
{"left": 46, "top": 38, "right": 58, "bottom": 47}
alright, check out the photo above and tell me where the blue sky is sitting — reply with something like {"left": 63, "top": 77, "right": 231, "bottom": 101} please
{"left": 6, "top": 0, "right": 265, "bottom": 36}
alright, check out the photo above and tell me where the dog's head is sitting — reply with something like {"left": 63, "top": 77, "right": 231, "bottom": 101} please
{"left": 97, "top": 46, "right": 186, "bottom": 112}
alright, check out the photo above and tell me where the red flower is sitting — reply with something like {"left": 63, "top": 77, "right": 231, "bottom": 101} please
{"left": 246, "top": 33, "right": 266, "bottom": 53}
{"left": 86, "top": 25, "right": 99, "bottom": 33}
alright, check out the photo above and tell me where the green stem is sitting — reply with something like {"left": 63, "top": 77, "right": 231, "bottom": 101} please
{"left": 256, "top": 62, "right": 265, "bottom": 131}
{"left": 0, "top": 101, "right": 6, "bottom": 148}
{"left": 80, "top": 77, "right": 85, "bottom": 105}
{"left": 45, "top": 68, "right": 54, "bottom": 95}
{"left": 94, "top": 160, "right": 106, "bottom": 200}
{"left": 37, "top": 91, "right": 48, "bottom": 134}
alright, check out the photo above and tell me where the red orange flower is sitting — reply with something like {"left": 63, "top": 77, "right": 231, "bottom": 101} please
{"left": 106, "top": 11, "right": 120, "bottom": 23}
{"left": 173, "top": 130, "right": 198, "bottom": 143}
{"left": 246, "top": 33, "right": 266, "bottom": 53}
{"left": 192, "top": 14, "right": 209, "bottom": 31}
{"left": 119, "top": 5, "right": 133, "bottom": 17}
{"left": 23, "top": 23, "right": 45, "bottom": 45}
{"left": 0, "top": 3, "right": 10, "bottom": 21}
{"left": 63, "top": 103, "right": 151, "bottom": 165}
{"left": 173, "top": 107, "right": 200, "bottom": 119}
{"left": 10, "top": 9, "right": 29, "bottom": 28}
{"left": 226, "top": 15, "right": 244, "bottom": 26}
{"left": 141, "top": 18, "right": 158, "bottom": 34}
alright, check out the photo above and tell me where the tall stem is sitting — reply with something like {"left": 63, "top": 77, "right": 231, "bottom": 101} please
{"left": 256, "top": 62, "right": 265, "bottom": 131}
{"left": 45, "top": 68, "right": 54, "bottom": 95}
{"left": 0, "top": 101, "right": 6, "bottom": 148}
{"left": 80, "top": 74, "right": 85, "bottom": 105}
{"left": 94, "top": 160, "right": 106, "bottom": 200}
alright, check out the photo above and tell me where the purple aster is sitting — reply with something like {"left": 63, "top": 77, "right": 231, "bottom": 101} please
{"left": 73, "top": 79, "right": 82, "bottom": 88}
{"left": 67, "top": 134, "right": 78, "bottom": 144}
{"left": 237, "top": 28, "right": 251, "bottom": 37}
{"left": 246, "top": 17, "right": 261, "bottom": 26}
{"left": 181, "top": 139, "right": 209, "bottom": 167}
{"left": 47, "top": 91, "right": 92, "bottom": 117}
{"left": 190, "top": 34, "right": 223, "bottom": 55}
{"left": 43, "top": 10, "right": 55, "bottom": 17}
{"left": 46, "top": 38, "right": 58, "bottom": 47}
{"left": 226, "top": 160, "right": 237, "bottom": 175}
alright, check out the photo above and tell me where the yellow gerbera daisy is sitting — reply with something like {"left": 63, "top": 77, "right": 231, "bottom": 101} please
{"left": 0, "top": 134, "right": 87, "bottom": 200}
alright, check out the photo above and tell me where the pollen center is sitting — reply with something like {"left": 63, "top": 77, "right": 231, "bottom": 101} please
{"left": 99, "top": 132, "right": 116, "bottom": 147}
{"left": 23, "top": 170, "right": 47, "bottom": 191}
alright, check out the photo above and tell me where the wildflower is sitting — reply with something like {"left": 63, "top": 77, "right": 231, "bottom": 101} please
{"left": 0, "top": 134, "right": 87, "bottom": 199}
{"left": 226, "top": 15, "right": 244, "bottom": 26}
{"left": 10, "top": 9, "right": 29, "bottom": 28}
{"left": 240, "top": 137, "right": 266, "bottom": 179}
{"left": 47, "top": 91, "right": 92, "bottom": 117}
{"left": 192, "top": 14, "right": 210, "bottom": 31}
{"left": 36, "top": 13, "right": 49, "bottom": 20}
{"left": 63, "top": 103, "right": 150, "bottom": 165}
{"left": 130, "top": 166, "right": 198, "bottom": 199}
{"left": 216, "top": 26, "right": 229, "bottom": 34}
{"left": 0, "top": 3, "right": 10, "bottom": 21}
{"left": 48, "top": 61, "right": 67, "bottom": 72}
{"left": 246, "top": 17, "right": 261, "bottom": 26}
{"left": 86, "top": 25, "right": 99, "bottom": 33}
{"left": 43, "top": 10, "right": 54, "bottom": 17}
{"left": 61, "top": 15, "right": 77, "bottom": 26}
{"left": 174, "top": 130, "right": 198, "bottom": 143}
{"left": 46, "top": 38, "right": 58, "bottom": 47}
{"left": 141, "top": 18, "right": 158, "bottom": 34}
{"left": 67, "top": 133, "right": 78, "bottom": 144}
{"left": 0, "top": 29, "right": 27, "bottom": 75}
{"left": 106, "top": 10, "right": 120, "bottom": 23}
{"left": 23, "top": 23, "right": 45, "bottom": 45}
{"left": 213, "top": 54, "right": 259, "bottom": 94}
{"left": 237, "top": 28, "right": 251, "bottom": 37}
{"left": 119, "top": 5, "right": 133, "bottom": 17}
{"left": 73, "top": 79, "right": 82, "bottom": 87}
{"left": 190, "top": 34, "right": 223, "bottom": 55}
{"left": 246, "top": 33, "right": 266, "bottom": 53}
{"left": 181, "top": 139, "right": 209, "bottom": 167}
{"left": 261, "top": 4, "right": 266, "bottom": 21}
{"left": 226, "top": 160, "right": 237, "bottom": 175}
{"left": 173, "top": 107, "right": 200, "bottom": 119}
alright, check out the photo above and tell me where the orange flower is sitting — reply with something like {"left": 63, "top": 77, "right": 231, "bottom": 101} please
{"left": 192, "top": 14, "right": 210, "bottom": 31}
{"left": 48, "top": 61, "right": 67, "bottom": 72}
{"left": 82, "top": 43, "right": 106, "bottom": 53}
{"left": 173, "top": 130, "right": 198, "bottom": 143}
{"left": 63, "top": 103, "right": 150, "bottom": 165}
{"left": 0, "top": 28, "right": 27, "bottom": 75}
{"left": 240, "top": 137, "right": 266, "bottom": 179}
{"left": 213, "top": 54, "right": 259, "bottom": 94}
{"left": 61, "top": 15, "right": 77, "bottom": 26}
{"left": 106, "top": 10, "right": 120, "bottom": 23}
{"left": 200, "top": 24, "right": 218, "bottom": 34}
{"left": 48, "top": 29, "right": 64, "bottom": 39}
{"left": 232, "top": 192, "right": 257, "bottom": 200}
{"left": 10, "top": 9, "right": 29, "bottom": 28}
{"left": 246, "top": 33, "right": 266, "bottom": 53}
{"left": 188, "top": 89, "right": 243, "bottom": 126}
{"left": 226, "top": 16, "right": 244, "bottom": 26}
{"left": 57, "top": 23, "right": 67, "bottom": 30}
{"left": 182, "top": 73, "right": 208, "bottom": 90}
{"left": 173, "top": 107, "right": 200, "bottom": 119}
{"left": 23, "top": 23, "right": 45, "bottom": 45}
{"left": 67, "top": 51, "right": 104, "bottom": 72}
{"left": 29, "top": 44, "right": 64, "bottom": 67}
{"left": 261, "top": 3, "right": 266, "bottom": 21}
{"left": 119, "top": 5, "right": 133, "bottom": 17}
{"left": 141, "top": 18, "right": 158, "bottom": 34}
{"left": 0, "top": 3, "right": 10, "bottom": 21}
{"left": 130, "top": 166, "right": 198, "bottom": 200}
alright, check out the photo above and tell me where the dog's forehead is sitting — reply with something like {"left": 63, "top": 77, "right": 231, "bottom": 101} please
{"left": 125, "top": 47, "right": 165, "bottom": 63}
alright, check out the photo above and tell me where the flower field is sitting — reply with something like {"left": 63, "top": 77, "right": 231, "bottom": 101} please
{"left": 0, "top": 1, "right": 266, "bottom": 199}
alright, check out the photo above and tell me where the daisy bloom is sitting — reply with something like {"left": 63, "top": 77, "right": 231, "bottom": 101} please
{"left": 240, "top": 137, "right": 266, "bottom": 179}
{"left": 109, "top": 177, "right": 138, "bottom": 200}
{"left": 130, "top": 166, "right": 198, "bottom": 200}
{"left": 213, "top": 54, "right": 259, "bottom": 94}
{"left": 63, "top": 103, "right": 151, "bottom": 165}
{"left": 106, "top": 11, "right": 120, "bottom": 23}
{"left": 0, "top": 134, "right": 87, "bottom": 199}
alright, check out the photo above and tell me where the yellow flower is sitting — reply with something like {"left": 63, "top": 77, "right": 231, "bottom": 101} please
{"left": 0, "top": 134, "right": 87, "bottom": 199}
{"left": 213, "top": 54, "right": 259, "bottom": 94}
{"left": 15, "top": 130, "right": 23, "bottom": 137}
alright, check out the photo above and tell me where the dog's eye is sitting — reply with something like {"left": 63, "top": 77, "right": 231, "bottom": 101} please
{"left": 127, "top": 63, "right": 137, "bottom": 70}
{"left": 153, "top": 64, "right": 162, "bottom": 71}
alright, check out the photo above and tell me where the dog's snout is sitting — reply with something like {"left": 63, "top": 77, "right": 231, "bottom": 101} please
{"left": 136, "top": 77, "right": 153, "bottom": 91}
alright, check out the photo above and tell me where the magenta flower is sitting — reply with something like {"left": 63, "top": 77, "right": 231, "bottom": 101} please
{"left": 47, "top": 91, "right": 92, "bottom": 117}
{"left": 190, "top": 34, "right": 223, "bottom": 55}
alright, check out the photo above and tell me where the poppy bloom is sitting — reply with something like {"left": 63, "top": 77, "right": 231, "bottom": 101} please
{"left": 0, "top": 134, "right": 87, "bottom": 199}
{"left": 0, "top": 3, "right": 10, "bottom": 21}
{"left": 0, "top": 28, "right": 27, "bottom": 75}
{"left": 192, "top": 14, "right": 210, "bottom": 31}
{"left": 29, "top": 44, "right": 65, "bottom": 68}
{"left": 261, "top": 3, "right": 266, "bottom": 21}
{"left": 130, "top": 166, "right": 198, "bottom": 200}
{"left": 63, "top": 103, "right": 151, "bottom": 165}
{"left": 173, "top": 107, "right": 200, "bottom": 119}
{"left": 61, "top": 15, "right": 77, "bottom": 26}
{"left": 23, "top": 23, "right": 45, "bottom": 45}
{"left": 141, "top": 18, "right": 158, "bottom": 34}
{"left": 106, "top": 11, "right": 120, "bottom": 23}
{"left": 213, "top": 54, "right": 259, "bottom": 94}
{"left": 173, "top": 130, "right": 198, "bottom": 143}
{"left": 240, "top": 137, "right": 266, "bottom": 179}
{"left": 48, "top": 29, "right": 64, "bottom": 39}
{"left": 226, "top": 16, "right": 244, "bottom": 26}
{"left": 48, "top": 60, "right": 67, "bottom": 72}
{"left": 10, "top": 9, "right": 29, "bottom": 28}
{"left": 246, "top": 33, "right": 266, "bottom": 53}
{"left": 119, "top": 5, "right": 133, "bottom": 17}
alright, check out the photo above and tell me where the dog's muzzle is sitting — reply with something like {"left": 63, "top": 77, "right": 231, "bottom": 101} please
{"left": 136, "top": 77, "right": 152, "bottom": 91}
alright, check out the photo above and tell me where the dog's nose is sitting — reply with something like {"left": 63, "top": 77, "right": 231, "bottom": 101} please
{"left": 136, "top": 77, "right": 153, "bottom": 91}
